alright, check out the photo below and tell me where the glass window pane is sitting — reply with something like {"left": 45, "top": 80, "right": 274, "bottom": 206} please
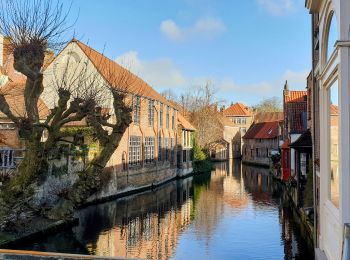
{"left": 326, "top": 13, "right": 338, "bottom": 62}
{"left": 329, "top": 79, "right": 339, "bottom": 208}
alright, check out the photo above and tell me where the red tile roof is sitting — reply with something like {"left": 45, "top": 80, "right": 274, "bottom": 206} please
{"left": 243, "top": 121, "right": 280, "bottom": 139}
{"left": 330, "top": 104, "right": 338, "bottom": 115}
{"left": 74, "top": 40, "right": 173, "bottom": 108}
{"left": 223, "top": 102, "right": 252, "bottom": 116}
{"left": 284, "top": 91, "right": 307, "bottom": 103}
{"left": 0, "top": 82, "right": 49, "bottom": 119}
{"left": 0, "top": 129, "right": 23, "bottom": 149}
{"left": 178, "top": 114, "right": 196, "bottom": 131}
{"left": 254, "top": 112, "right": 284, "bottom": 123}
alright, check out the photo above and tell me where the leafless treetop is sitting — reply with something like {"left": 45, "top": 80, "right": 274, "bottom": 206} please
{"left": 0, "top": 0, "right": 73, "bottom": 51}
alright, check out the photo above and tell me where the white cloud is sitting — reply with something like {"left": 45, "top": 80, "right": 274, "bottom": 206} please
{"left": 115, "top": 51, "right": 308, "bottom": 105}
{"left": 160, "top": 16, "right": 226, "bottom": 42}
{"left": 256, "top": 0, "right": 297, "bottom": 16}
{"left": 214, "top": 69, "right": 308, "bottom": 104}
{"left": 281, "top": 69, "right": 309, "bottom": 85}
{"left": 115, "top": 51, "right": 186, "bottom": 88}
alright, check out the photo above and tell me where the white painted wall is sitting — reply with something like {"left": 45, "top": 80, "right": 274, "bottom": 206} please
{"left": 307, "top": 0, "right": 350, "bottom": 259}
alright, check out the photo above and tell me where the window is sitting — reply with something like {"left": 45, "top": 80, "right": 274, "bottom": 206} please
{"left": 329, "top": 79, "right": 339, "bottom": 208}
{"left": 170, "top": 138, "right": 175, "bottom": 163}
{"left": 165, "top": 138, "right": 169, "bottom": 161}
{"left": 0, "top": 149, "right": 15, "bottom": 168}
{"left": 159, "top": 103, "right": 163, "bottom": 128}
{"left": 133, "top": 96, "right": 141, "bottom": 125}
{"left": 241, "top": 127, "right": 247, "bottom": 134}
{"left": 166, "top": 106, "right": 170, "bottom": 129}
{"left": 158, "top": 135, "right": 162, "bottom": 161}
{"left": 172, "top": 110, "right": 175, "bottom": 130}
{"left": 326, "top": 12, "right": 338, "bottom": 62}
{"left": 183, "top": 150, "right": 187, "bottom": 163}
{"left": 148, "top": 100, "right": 154, "bottom": 127}
{"left": 241, "top": 118, "right": 246, "bottom": 124}
{"left": 256, "top": 148, "right": 259, "bottom": 157}
{"left": 0, "top": 123, "right": 15, "bottom": 129}
{"left": 144, "top": 137, "right": 155, "bottom": 164}
{"left": 129, "top": 136, "right": 141, "bottom": 167}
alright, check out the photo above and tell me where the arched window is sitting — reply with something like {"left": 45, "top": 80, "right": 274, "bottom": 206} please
{"left": 325, "top": 12, "right": 338, "bottom": 62}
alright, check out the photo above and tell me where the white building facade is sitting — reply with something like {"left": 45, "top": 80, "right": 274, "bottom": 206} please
{"left": 306, "top": 0, "right": 350, "bottom": 259}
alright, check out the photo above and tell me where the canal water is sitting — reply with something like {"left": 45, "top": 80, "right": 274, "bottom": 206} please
{"left": 15, "top": 160, "right": 313, "bottom": 259}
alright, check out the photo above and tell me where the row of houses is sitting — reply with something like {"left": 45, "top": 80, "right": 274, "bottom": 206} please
{"left": 209, "top": 101, "right": 284, "bottom": 168}
{"left": 0, "top": 36, "right": 196, "bottom": 189}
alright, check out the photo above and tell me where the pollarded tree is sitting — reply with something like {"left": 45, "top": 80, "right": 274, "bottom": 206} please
{"left": 0, "top": 0, "right": 135, "bottom": 226}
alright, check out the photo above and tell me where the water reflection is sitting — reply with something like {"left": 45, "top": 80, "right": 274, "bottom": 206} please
{"left": 14, "top": 160, "right": 313, "bottom": 259}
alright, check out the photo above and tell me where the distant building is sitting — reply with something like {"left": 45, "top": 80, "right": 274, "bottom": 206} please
{"left": 222, "top": 102, "right": 253, "bottom": 158}
{"left": 209, "top": 116, "right": 240, "bottom": 161}
{"left": 242, "top": 112, "right": 283, "bottom": 167}
{"left": 177, "top": 114, "right": 196, "bottom": 176}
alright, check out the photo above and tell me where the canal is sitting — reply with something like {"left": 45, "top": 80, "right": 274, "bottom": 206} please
{"left": 14, "top": 160, "right": 313, "bottom": 259}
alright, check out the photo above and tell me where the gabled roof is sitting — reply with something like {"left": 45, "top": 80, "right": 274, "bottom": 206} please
{"left": 0, "top": 129, "right": 23, "bottom": 149}
{"left": 243, "top": 121, "right": 280, "bottom": 139}
{"left": 284, "top": 91, "right": 307, "bottom": 103}
{"left": 0, "top": 82, "right": 49, "bottom": 119}
{"left": 223, "top": 102, "right": 252, "bottom": 116}
{"left": 178, "top": 114, "right": 196, "bottom": 131}
{"left": 73, "top": 40, "right": 173, "bottom": 108}
{"left": 254, "top": 112, "right": 284, "bottom": 123}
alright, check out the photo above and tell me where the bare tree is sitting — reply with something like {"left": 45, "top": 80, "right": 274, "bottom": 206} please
{"left": 161, "top": 88, "right": 177, "bottom": 101}
{"left": 0, "top": 0, "right": 134, "bottom": 224}
{"left": 181, "top": 82, "right": 223, "bottom": 150}
{"left": 252, "top": 97, "right": 282, "bottom": 112}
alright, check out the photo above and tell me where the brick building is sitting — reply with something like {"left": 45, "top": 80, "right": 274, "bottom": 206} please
{"left": 222, "top": 102, "right": 253, "bottom": 158}
{"left": 1, "top": 38, "right": 196, "bottom": 193}
{"left": 242, "top": 112, "right": 283, "bottom": 167}
{"left": 280, "top": 83, "right": 308, "bottom": 181}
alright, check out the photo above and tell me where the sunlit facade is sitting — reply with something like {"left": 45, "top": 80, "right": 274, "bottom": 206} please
{"left": 306, "top": 0, "right": 350, "bottom": 259}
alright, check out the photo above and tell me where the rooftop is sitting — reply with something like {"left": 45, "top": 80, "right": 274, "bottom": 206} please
{"left": 243, "top": 121, "right": 280, "bottom": 140}
{"left": 223, "top": 102, "right": 252, "bottom": 116}
{"left": 73, "top": 40, "right": 174, "bottom": 109}
{"left": 254, "top": 112, "right": 284, "bottom": 123}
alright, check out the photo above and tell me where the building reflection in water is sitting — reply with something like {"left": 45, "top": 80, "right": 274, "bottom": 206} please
{"left": 16, "top": 160, "right": 313, "bottom": 259}
{"left": 73, "top": 178, "right": 194, "bottom": 260}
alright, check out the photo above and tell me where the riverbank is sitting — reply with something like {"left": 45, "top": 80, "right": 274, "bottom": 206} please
{"left": 0, "top": 249, "right": 131, "bottom": 259}
{"left": 0, "top": 218, "right": 78, "bottom": 248}
{"left": 0, "top": 167, "right": 198, "bottom": 249}
{"left": 271, "top": 175, "right": 314, "bottom": 249}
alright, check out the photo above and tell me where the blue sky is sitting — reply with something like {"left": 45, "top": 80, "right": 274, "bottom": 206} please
{"left": 66, "top": 0, "right": 311, "bottom": 105}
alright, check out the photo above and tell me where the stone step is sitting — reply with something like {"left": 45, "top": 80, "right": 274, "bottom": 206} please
{"left": 0, "top": 249, "right": 137, "bottom": 260}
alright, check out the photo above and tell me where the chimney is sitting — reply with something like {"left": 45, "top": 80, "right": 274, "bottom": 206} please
{"left": 283, "top": 80, "right": 289, "bottom": 96}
